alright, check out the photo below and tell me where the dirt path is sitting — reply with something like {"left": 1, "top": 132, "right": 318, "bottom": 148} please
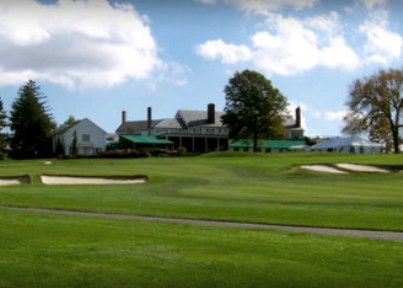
{"left": 2, "top": 206, "right": 403, "bottom": 242}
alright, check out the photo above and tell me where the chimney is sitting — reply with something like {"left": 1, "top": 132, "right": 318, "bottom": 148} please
{"left": 122, "top": 110, "right": 127, "bottom": 125}
{"left": 147, "top": 107, "right": 152, "bottom": 130}
{"left": 207, "top": 103, "right": 215, "bottom": 124}
{"left": 296, "top": 106, "right": 301, "bottom": 128}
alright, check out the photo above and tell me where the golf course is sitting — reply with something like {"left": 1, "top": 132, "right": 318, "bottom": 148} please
{"left": 1, "top": 152, "right": 403, "bottom": 287}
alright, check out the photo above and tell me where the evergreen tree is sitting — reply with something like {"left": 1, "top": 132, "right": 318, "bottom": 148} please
{"left": 70, "top": 130, "right": 78, "bottom": 156}
{"left": 55, "top": 136, "right": 65, "bottom": 157}
{"left": 10, "top": 80, "right": 55, "bottom": 159}
{"left": 0, "top": 97, "right": 7, "bottom": 159}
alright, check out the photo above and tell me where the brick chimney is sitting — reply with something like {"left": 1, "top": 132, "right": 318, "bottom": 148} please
{"left": 296, "top": 106, "right": 301, "bottom": 128}
{"left": 147, "top": 107, "right": 152, "bottom": 130}
{"left": 207, "top": 103, "right": 215, "bottom": 124}
{"left": 122, "top": 110, "right": 127, "bottom": 125}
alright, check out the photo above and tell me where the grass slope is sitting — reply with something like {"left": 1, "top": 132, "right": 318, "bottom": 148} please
{"left": 1, "top": 152, "right": 403, "bottom": 287}
{"left": 1, "top": 153, "right": 403, "bottom": 231}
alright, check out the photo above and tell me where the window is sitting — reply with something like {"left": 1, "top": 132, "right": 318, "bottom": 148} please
{"left": 82, "top": 134, "right": 90, "bottom": 142}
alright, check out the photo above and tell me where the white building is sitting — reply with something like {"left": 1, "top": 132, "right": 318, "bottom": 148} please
{"left": 53, "top": 118, "right": 107, "bottom": 156}
{"left": 310, "top": 136, "right": 384, "bottom": 154}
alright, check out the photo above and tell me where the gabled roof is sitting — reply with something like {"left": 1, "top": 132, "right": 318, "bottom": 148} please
{"left": 116, "top": 120, "right": 162, "bottom": 134}
{"left": 54, "top": 120, "right": 81, "bottom": 135}
{"left": 155, "top": 118, "right": 183, "bottom": 129}
{"left": 176, "top": 110, "right": 225, "bottom": 128}
{"left": 54, "top": 118, "right": 107, "bottom": 136}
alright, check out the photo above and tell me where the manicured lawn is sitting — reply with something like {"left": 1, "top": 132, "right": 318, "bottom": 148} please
{"left": 1, "top": 209, "right": 403, "bottom": 288}
{"left": 1, "top": 152, "right": 403, "bottom": 231}
{"left": 1, "top": 152, "right": 403, "bottom": 287}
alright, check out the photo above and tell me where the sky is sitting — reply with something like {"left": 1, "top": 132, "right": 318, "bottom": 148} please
{"left": 0, "top": 0, "right": 402, "bottom": 137}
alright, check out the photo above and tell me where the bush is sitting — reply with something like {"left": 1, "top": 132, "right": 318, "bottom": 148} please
{"left": 99, "top": 149, "right": 150, "bottom": 159}
{"left": 177, "top": 146, "right": 187, "bottom": 156}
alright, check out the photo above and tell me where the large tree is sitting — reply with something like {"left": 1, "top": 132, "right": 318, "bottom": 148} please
{"left": 222, "top": 70, "right": 288, "bottom": 152}
{"left": 10, "top": 80, "right": 55, "bottom": 159}
{"left": 0, "top": 97, "right": 7, "bottom": 159}
{"left": 343, "top": 69, "right": 403, "bottom": 154}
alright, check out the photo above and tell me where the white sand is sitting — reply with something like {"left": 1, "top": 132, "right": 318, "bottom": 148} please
{"left": 41, "top": 175, "right": 146, "bottom": 185}
{"left": 0, "top": 178, "right": 24, "bottom": 186}
{"left": 300, "top": 165, "right": 348, "bottom": 174}
{"left": 336, "top": 163, "right": 389, "bottom": 173}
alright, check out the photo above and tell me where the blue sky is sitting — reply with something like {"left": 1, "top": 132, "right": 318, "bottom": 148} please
{"left": 0, "top": 0, "right": 402, "bottom": 136}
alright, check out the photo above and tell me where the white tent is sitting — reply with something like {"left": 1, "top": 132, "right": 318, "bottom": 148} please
{"left": 310, "top": 136, "right": 384, "bottom": 154}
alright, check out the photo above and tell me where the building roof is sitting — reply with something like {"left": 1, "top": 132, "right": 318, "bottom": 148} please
{"left": 54, "top": 118, "right": 107, "bottom": 136}
{"left": 230, "top": 139, "right": 306, "bottom": 149}
{"left": 120, "top": 135, "right": 173, "bottom": 145}
{"left": 176, "top": 110, "right": 225, "bottom": 128}
{"left": 155, "top": 118, "right": 183, "bottom": 129}
{"left": 116, "top": 120, "right": 162, "bottom": 134}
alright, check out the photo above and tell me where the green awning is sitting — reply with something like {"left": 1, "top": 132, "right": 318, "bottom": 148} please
{"left": 230, "top": 139, "right": 306, "bottom": 149}
{"left": 120, "top": 135, "right": 173, "bottom": 145}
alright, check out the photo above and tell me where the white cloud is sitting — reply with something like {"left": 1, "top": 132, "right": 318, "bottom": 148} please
{"left": 149, "top": 62, "right": 190, "bottom": 90}
{"left": 360, "top": 0, "right": 386, "bottom": 9}
{"left": 359, "top": 10, "right": 403, "bottom": 64}
{"left": 197, "top": 13, "right": 360, "bottom": 76}
{"left": 196, "top": 39, "right": 252, "bottom": 64}
{"left": 195, "top": 0, "right": 317, "bottom": 12}
{"left": 324, "top": 110, "right": 348, "bottom": 121}
{"left": 0, "top": 0, "right": 162, "bottom": 89}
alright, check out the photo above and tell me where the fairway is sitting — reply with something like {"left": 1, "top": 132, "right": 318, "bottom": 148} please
{"left": 1, "top": 152, "right": 403, "bottom": 287}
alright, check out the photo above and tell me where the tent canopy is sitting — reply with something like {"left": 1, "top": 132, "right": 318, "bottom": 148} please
{"left": 311, "top": 136, "right": 383, "bottom": 150}
{"left": 230, "top": 139, "right": 306, "bottom": 150}
{"left": 120, "top": 135, "right": 173, "bottom": 145}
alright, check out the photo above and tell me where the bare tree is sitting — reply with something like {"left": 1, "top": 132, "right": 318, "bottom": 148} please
{"left": 343, "top": 69, "right": 403, "bottom": 154}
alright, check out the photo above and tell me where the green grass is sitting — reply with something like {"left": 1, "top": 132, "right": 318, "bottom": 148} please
{"left": 1, "top": 152, "right": 403, "bottom": 287}
{"left": 1, "top": 209, "right": 403, "bottom": 288}
{"left": 1, "top": 153, "right": 403, "bottom": 231}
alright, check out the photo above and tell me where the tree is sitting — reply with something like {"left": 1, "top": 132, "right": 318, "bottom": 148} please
{"left": 0, "top": 97, "right": 7, "bottom": 159}
{"left": 63, "top": 115, "right": 76, "bottom": 126}
{"left": 10, "top": 80, "right": 55, "bottom": 159}
{"left": 70, "top": 130, "right": 78, "bottom": 156}
{"left": 222, "top": 70, "right": 288, "bottom": 152}
{"left": 343, "top": 69, "right": 403, "bottom": 154}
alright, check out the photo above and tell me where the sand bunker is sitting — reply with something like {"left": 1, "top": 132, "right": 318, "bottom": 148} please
{"left": 300, "top": 165, "right": 348, "bottom": 174}
{"left": 336, "top": 163, "right": 389, "bottom": 173}
{"left": 0, "top": 176, "right": 30, "bottom": 186}
{"left": 41, "top": 175, "right": 147, "bottom": 185}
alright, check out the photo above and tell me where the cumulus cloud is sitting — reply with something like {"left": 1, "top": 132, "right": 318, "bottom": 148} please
{"left": 195, "top": 0, "right": 317, "bottom": 12}
{"left": 0, "top": 0, "right": 162, "bottom": 89}
{"left": 197, "top": 3, "right": 403, "bottom": 76}
{"left": 197, "top": 13, "right": 360, "bottom": 76}
{"left": 196, "top": 39, "right": 252, "bottom": 64}
{"left": 359, "top": 10, "right": 403, "bottom": 64}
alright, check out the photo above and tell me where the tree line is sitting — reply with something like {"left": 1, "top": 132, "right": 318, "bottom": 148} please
{"left": 0, "top": 69, "right": 402, "bottom": 159}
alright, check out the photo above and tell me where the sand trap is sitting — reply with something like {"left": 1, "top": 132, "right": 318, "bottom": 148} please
{"left": 0, "top": 179, "right": 23, "bottom": 186}
{"left": 336, "top": 163, "right": 389, "bottom": 173}
{"left": 300, "top": 165, "right": 348, "bottom": 174}
{"left": 0, "top": 176, "right": 30, "bottom": 186}
{"left": 41, "top": 175, "right": 147, "bottom": 185}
